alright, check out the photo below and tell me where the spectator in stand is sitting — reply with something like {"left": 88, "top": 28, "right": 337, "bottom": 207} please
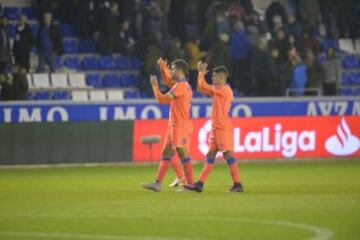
{"left": 265, "top": 0, "right": 287, "bottom": 34}
{"left": 250, "top": 39, "right": 271, "bottom": 96}
{"left": 299, "top": 29, "right": 321, "bottom": 57}
{"left": 12, "top": 65, "right": 29, "bottom": 100}
{"left": 184, "top": 0, "right": 200, "bottom": 41}
{"left": 289, "top": 49, "right": 307, "bottom": 96}
{"left": 184, "top": 36, "right": 206, "bottom": 86}
{"left": 98, "top": 1, "right": 120, "bottom": 55}
{"left": 269, "top": 28, "right": 290, "bottom": 63}
{"left": 76, "top": 0, "right": 96, "bottom": 40}
{"left": 322, "top": 47, "right": 340, "bottom": 95}
{"left": 143, "top": 0, "right": 164, "bottom": 44}
{"left": 229, "top": 21, "right": 251, "bottom": 95}
{"left": 117, "top": 20, "right": 136, "bottom": 55}
{"left": 267, "top": 46, "right": 292, "bottom": 96}
{"left": 304, "top": 49, "right": 325, "bottom": 95}
{"left": 286, "top": 14, "right": 302, "bottom": 41}
{"left": 0, "top": 17, "right": 11, "bottom": 74}
{"left": 299, "top": 0, "right": 320, "bottom": 30}
{"left": 205, "top": 33, "right": 231, "bottom": 71}
{"left": 36, "top": 12, "right": 63, "bottom": 73}
{"left": 13, "top": 15, "right": 34, "bottom": 72}
{"left": 164, "top": 37, "right": 184, "bottom": 62}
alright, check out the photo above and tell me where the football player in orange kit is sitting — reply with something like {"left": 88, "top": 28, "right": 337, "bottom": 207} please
{"left": 142, "top": 58, "right": 194, "bottom": 192}
{"left": 185, "top": 61, "right": 243, "bottom": 193}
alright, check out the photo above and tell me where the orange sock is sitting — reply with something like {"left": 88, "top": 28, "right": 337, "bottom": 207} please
{"left": 171, "top": 157, "right": 186, "bottom": 182}
{"left": 199, "top": 158, "right": 215, "bottom": 183}
{"left": 155, "top": 158, "right": 171, "bottom": 183}
{"left": 226, "top": 157, "right": 240, "bottom": 183}
{"left": 181, "top": 157, "right": 194, "bottom": 184}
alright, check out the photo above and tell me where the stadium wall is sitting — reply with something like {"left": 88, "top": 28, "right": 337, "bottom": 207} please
{"left": 0, "top": 121, "right": 133, "bottom": 165}
{"left": 0, "top": 97, "right": 359, "bottom": 165}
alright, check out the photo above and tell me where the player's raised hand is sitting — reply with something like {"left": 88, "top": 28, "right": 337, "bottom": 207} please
{"left": 157, "top": 57, "right": 168, "bottom": 67}
{"left": 150, "top": 75, "right": 159, "bottom": 87}
{"left": 197, "top": 61, "right": 208, "bottom": 73}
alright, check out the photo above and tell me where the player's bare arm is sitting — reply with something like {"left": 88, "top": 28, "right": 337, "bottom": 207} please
{"left": 150, "top": 75, "right": 174, "bottom": 104}
{"left": 197, "top": 61, "right": 214, "bottom": 96}
{"left": 157, "top": 57, "right": 176, "bottom": 88}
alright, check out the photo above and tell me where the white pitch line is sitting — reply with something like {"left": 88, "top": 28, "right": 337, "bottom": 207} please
{"left": 0, "top": 213, "right": 333, "bottom": 240}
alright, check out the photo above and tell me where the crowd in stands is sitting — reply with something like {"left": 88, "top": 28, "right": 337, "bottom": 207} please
{"left": 0, "top": 0, "right": 360, "bottom": 100}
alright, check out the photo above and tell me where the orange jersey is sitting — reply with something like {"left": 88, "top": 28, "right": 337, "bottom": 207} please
{"left": 168, "top": 80, "right": 193, "bottom": 128}
{"left": 198, "top": 72, "right": 233, "bottom": 130}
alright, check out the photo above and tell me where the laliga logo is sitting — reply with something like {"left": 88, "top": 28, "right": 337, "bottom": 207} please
{"left": 325, "top": 118, "right": 360, "bottom": 156}
{"left": 198, "top": 120, "right": 316, "bottom": 158}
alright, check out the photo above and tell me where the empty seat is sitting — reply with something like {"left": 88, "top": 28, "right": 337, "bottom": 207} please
{"left": 3, "top": 7, "right": 20, "bottom": 20}
{"left": 107, "top": 90, "right": 124, "bottom": 100}
{"left": 21, "top": 7, "right": 39, "bottom": 20}
{"left": 71, "top": 90, "right": 88, "bottom": 101}
{"left": 53, "top": 91, "right": 70, "bottom": 100}
{"left": 121, "top": 74, "right": 138, "bottom": 87}
{"left": 89, "top": 90, "right": 106, "bottom": 101}
{"left": 63, "top": 57, "right": 81, "bottom": 70}
{"left": 82, "top": 57, "right": 99, "bottom": 70}
{"left": 103, "top": 74, "right": 122, "bottom": 88}
{"left": 124, "top": 91, "right": 140, "bottom": 99}
{"left": 31, "top": 24, "right": 39, "bottom": 36}
{"left": 115, "top": 57, "right": 131, "bottom": 70}
{"left": 86, "top": 74, "right": 102, "bottom": 88}
{"left": 34, "top": 91, "right": 51, "bottom": 100}
{"left": 51, "top": 73, "right": 68, "bottom": 88}
{"left": 99, "top": 56, "right": 116, "bottom": 70}
{"left": 78, "top": 39, "right": 96, "bottom": 53}
{"left": 60, "top": 24, "right": 78, "bottom": 37}
{"left": 33, "top": 73, "right": 51, "bottom": 88}
{"left": 69, "top": 73, "right": 87, "bottom": 88}
{"left": 63, "top": 40, "right": 79, "bottom": 54}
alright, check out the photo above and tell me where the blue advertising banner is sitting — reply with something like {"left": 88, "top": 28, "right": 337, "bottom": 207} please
{"left": 0, "top": 97, "right": 359, "bottom": 123}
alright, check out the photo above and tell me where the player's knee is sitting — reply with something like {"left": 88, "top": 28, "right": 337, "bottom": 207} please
{"left": 161, "top": 148, "right": 174, "bottom": 160}
{"left": 206, "top": 151, "right": 216, "bottom": 162}
{"left": 176, "top": 147, "right": 187, "bottom": 159}
{"left": 224, "top": 151, "right": 235, "bottom": 165}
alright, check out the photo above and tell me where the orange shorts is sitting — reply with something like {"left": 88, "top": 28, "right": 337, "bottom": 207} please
{"left": 208, "top": 128, "right": 233, "bottom": 152}
{"left": 163, "top": 126, "right": 192, "bottom": 149}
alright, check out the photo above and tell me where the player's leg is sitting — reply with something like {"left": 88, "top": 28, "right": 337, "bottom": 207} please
{"left": 142, "top": 130, "right": 174, "bottom": 192}
{"left": 176, "top": 146, "right": 194, "bottom": 185}
{"left": 185, "top": 129, "right": 218, "bottom": 192}
{"left": 169, "top": 156, "right": 186, "bottom": 188}
{"left": 223, "top": 151, "right": 243, "bottom": 192}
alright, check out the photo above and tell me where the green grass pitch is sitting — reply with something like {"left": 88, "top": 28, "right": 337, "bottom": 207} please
{"left": 0, "top": 159, "right": 359, "bottom": 240}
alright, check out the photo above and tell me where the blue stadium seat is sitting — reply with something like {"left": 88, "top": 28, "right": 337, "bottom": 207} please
{"left": 3, "top": 7, "right": 20, "bottom": 20}
{"left": 63, "top": 57, "right": 81, "bottom": 70}
{"left": 60, "top": 24, "right": 78, "bottom": 37}
{"left": 99, "top": 56, "right": 116, "bottom": 70}
{"left": 103, "top": 74, "right": 122, "bottom": 88}
{"left": 27, "top": 92, "right": 33, "bottom": 100}
{"left": 342, "top": 55, "right": 359, "bottom": 69}
{"left": 31, "top": 24, "right": 39, "bottom": 36}
{"left": 53, "top": 91, "right": 70, "bottom": 100}
{"left": 140, "top": 91, "right": 152, "bottom": 98}
{"left": 56, "top": 57, "right": 63, "bottom": 69}
{"left": 351, "top": 72, "right": 360, "bottom": 85}
{"left": 63, "top": 40, "right": 79, "bottom": 54}
{"left": 322, "top": 38, "right": 339, "bottom": 52}
{"left": 78, "top": 39, "right": 96, "bottom": 53}
{"left": 121, "top": 74, "right": 139, "bottom": 87}
{"left": 341, "top": 72, "right": 350, "bottom": 85}
{"left": 7, "top": 24, "right": 16, "bottom": 39}
{"left": 131, "top": 57, "right": 142, "bottom": 70}
{"left": 82, "top": 57, "right": 99, "bottom": 70}
{"left": 86, "top": 74, "right": 103, "bottom": 88}
{"left": 124, "top": 91, "right": 140, "bottom": 99}
{"left": 21, "top": 7, "right": 39, "bottom": 20}
{"left": 35, "top": 91, "right": 51, "bottom": 100}
{"left": 115, "top": 57, "right": 132, "bottom": 70}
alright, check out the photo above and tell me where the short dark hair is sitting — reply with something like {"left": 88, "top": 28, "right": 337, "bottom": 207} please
{"left": 213, "top": 66, "right": 230, "bottom": 76}
{"left": 171, "top": 59, "right": 189, "bottom": 76}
